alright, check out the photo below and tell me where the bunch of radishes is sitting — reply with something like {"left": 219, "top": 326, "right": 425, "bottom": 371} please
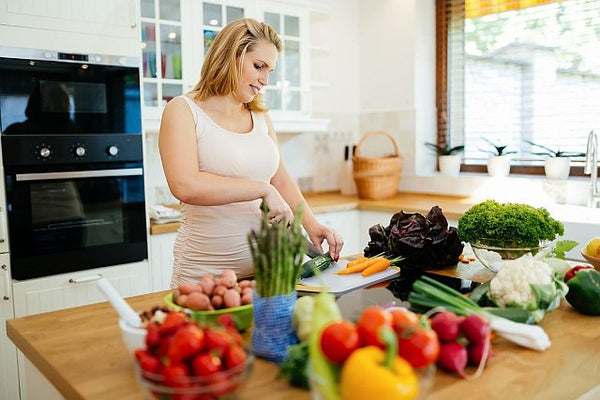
{"left": 430, "top": 311, "right": 492, "bottom": 378}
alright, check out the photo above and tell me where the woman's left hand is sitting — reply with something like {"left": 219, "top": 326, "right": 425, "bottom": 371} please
{"left": 306, "top": 224, "right": 344, "bottom": 262}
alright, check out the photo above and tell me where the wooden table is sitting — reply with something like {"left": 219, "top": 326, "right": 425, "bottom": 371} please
{"left": 7, "top": 274, "right": 600, "bottom": 400}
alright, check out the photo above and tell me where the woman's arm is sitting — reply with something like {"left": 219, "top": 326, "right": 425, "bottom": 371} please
{"left": 158, "top": 98, "right": 287, "bottom": 214}
{"left": 265, "top": 114, "right": 344, "bottom": 260}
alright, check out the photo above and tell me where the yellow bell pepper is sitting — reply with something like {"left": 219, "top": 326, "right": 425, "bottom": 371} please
{"left": 339, "top": 327, "right": 418, "bottom": 400}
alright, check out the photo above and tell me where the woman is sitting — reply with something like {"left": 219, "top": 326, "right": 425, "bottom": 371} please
{"left": 159, "top": 18, "right": 343, "bottom": 287}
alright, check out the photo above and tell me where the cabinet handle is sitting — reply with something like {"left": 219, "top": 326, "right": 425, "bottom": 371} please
{"left": 129, "top": 0, "right": 137, "bottom": 28}
{"left": 2, "top": 265, "right": 10, "bottom": 300}
{"left": 68, "top": 274, "right": 103, "bottom": 284}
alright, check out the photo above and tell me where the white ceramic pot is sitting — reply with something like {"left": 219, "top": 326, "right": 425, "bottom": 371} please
{"left": 487, "top": 156, "right": 511, "bottom": 177}
{"left": 544, "top": 157, "right": 571, "bottom": 180}
{"left": 438, "top": 154, "right": 462, "bottom": 176}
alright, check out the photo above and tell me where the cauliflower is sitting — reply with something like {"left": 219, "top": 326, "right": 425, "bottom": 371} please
{"left": 489, "top": 255, "right": 554, "bottom": 309}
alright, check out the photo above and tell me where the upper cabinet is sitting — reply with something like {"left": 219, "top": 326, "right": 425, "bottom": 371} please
{"left": 141, "top": 0, "right": 330, "bottom": 133}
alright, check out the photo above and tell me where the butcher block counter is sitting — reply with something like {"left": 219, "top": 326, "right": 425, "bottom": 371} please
{"left": 150, "top": 191, "right": 476, "bottom": 234}
{"left": 7, "top": 275, "right": 600, "bottom": 400}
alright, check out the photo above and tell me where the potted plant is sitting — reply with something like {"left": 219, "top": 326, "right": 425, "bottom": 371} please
{"left": 425, "top": 142, "right": 465, "bottom": 176}
{"left": 481, "top": 138, "right": 516, "bottom": 177}
{"left": 525, "top": 140, "right": 584, "bottom": 180}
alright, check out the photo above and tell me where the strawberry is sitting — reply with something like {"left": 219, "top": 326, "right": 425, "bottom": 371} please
{"left": 191, "top": 352, "right": 222, "bottom": 376}
{"left": 225, "top": 327, "right": 243, "bottom": 347}
{"left": 159, "top": 312, "right": 187, "bottom": 336}
{"left": 167, "top": 324, "right": 205, "bottom": 362}
{"left": 223, "top": 345, "right": 247, "bottom": 370}
{"left": 217, "top": 313, "right": 235, "bottom": 330}
{"left": 134, "top": 349, "right": 162, "bottom": 374}
{"left": 161, "top": 362, "right": 190, "bottom": 387}
{"left": 156, "top": 333, "right": 175, "bottom": 359}
{"left": 145, "top": 322, "right": 161, "bottom": 350}
{"left": 203, "top": 327, "right": 232, "bottom": 356}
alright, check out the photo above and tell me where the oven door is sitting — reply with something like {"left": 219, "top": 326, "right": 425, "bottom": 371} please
{"left": 5, "top": 163, "right": 147, "bottom": 280}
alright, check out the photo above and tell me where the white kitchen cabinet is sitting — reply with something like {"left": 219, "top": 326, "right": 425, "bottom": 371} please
{"left": 149, "top": 232, "right": 177, "bottom": 291}
{"left": 0, "top": 0, "right": 139, "bottom": 56}
{"left": 12, "top": 261, "right": 150, "bottom": 318}
{"left": 0, "top": 256, "right": 19, "bottom": 400}
{"left": 315, "top": 210, "right": 360, "bottom": 256}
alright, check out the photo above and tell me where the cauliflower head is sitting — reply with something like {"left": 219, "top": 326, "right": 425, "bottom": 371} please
{"left": 489, "top": 255, "right": 553, "bottom": 309}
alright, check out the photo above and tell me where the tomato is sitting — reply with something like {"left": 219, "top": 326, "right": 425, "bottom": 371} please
{"left": 396, "top": 325, "right": 440, "bottom": 368}
{"left": 319, "top": 320, "right": 360, "bottom": 364}
{"left": 389, "top": 308, "right": 419, "bottom": 330}
{"left": 356, "top": 306, "right": 392, "bottom": 348}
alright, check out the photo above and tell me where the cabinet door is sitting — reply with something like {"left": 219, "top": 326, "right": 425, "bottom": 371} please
{"left": 149, "top": 233, "right": 177, "bottom": 291}
{"left": 0, "top": 0, "right": 137, "bottom": 40}
{"left": 315, "top": 210, "right": 360, "bottom": 256}
{"left": 12, "top": 261, "right": 150, "bottom": 318}
{"left": 0, "top": 256, "right": 19, "bottom": 400}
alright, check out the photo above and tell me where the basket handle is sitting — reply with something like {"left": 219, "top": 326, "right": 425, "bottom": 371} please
{"left": 354, "top": 131, "right": 399, "bottom": 158}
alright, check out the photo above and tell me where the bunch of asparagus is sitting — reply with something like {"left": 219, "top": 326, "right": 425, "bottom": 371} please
{"left": 247, "top": 204, "right": 306, "bottom": 297}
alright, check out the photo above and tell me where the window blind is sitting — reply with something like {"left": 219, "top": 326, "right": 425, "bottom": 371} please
{"left": 438, "top": 0, "right": 600, "bottom": 169}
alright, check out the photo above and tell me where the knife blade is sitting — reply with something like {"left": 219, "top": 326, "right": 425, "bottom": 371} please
{"left": 304, "top": 238, "right": 323, "bottom": 259}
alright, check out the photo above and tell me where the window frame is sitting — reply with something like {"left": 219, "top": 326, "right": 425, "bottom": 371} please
{"left": 435, "top": 0, "right": 586, "bottom": 177}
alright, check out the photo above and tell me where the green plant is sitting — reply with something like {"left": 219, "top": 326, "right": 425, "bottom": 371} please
{"left": 481, "top": 137, "right": 516, "bottom": 156}
{"left": 524, "top": 140, "right": 585, "bottom": 158}
{"left": 425, "top": 142, "right": 465, "bottom": 156}
{"left": 457, "top": 200, "right": 564, "bottom": 248}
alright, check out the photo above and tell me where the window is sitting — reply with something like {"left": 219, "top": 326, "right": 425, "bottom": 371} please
{"left": 437, "top": 0, "right": 600, "bottom": 175}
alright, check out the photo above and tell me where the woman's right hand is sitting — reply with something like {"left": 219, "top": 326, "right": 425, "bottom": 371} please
{"left": 262, "top": 185, "right": 293, "bottom": 225}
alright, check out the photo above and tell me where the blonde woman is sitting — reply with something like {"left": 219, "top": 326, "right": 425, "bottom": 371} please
{"left": 159, "top": 18, "right": 343, "bottom": 286}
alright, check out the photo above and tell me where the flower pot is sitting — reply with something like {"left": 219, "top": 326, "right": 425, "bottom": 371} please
{"left": 438, "top": 154, "right": 462, "bottom": 176}
{"left": 544, "top": 157, "right": 571, "bottom": 180}
{"left": 487, "top": 156, "right": 511, "bottom": 177}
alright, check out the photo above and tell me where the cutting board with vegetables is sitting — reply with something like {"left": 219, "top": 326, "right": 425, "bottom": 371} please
{"left": 297, "top": 259, "right": 400, "bottom": 296}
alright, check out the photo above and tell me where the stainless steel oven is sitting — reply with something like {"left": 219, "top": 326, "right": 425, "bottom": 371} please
{"left": 0, "top": 47, "right": 147, "bottom": 280}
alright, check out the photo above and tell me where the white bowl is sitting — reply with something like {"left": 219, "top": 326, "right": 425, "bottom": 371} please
{"left": 119, "top": 318, "right": 146, "bottom": 355}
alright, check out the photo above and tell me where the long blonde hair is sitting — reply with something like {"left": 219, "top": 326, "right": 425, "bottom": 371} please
{"left": 193, "top": 18, "right": 282, "bottom": 112}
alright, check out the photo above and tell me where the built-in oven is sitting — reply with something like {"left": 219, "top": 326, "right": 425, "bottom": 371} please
{"left": 0, "top": 47, "right": 147, "bottom": 280}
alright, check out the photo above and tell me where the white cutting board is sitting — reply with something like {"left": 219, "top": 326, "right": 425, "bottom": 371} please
{"left": 296, "top": 259, "right": 400, "bottom": 296}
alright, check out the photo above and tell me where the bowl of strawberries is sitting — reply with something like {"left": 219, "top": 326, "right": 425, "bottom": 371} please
{"left": 133, "top": 311, "right": 254, "bottom": 399}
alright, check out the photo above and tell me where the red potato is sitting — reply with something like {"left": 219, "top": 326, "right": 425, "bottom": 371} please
{"left": 234, "top": 285, "right": 242, "bottom": 294}
{"left": 186, "top": 292, "right": 212, "bottom": 311}
{"left": 221, "top": 269, "right": 237, "bottom": 289}
{"left": 238, "top": 280, "right": 250, "bottom": 289}
{"left": 211, "top": 295, "right": 224, "bottom": 310}
{"left": 213, "top": 285, "right": 228, "bottom": 297}
{"left": 223, "top": 289, "right": 241, "bottom": 308}
{"left": 178, "top": 282, "right": 203, "bottom": 295}
{"left": 241, "top": 287, "right": 253, "bottom": 297}
{"left": 176, "top": 294, "right": 189, "bottom": 308}
{"left": 199, "top": 277, "right": 216, "bottom": 297}
{"left": 172, "top": 289, "right": 181, "bottom": 303}
{"left": 241, "top": 292, "right": 252, "bottom": 305}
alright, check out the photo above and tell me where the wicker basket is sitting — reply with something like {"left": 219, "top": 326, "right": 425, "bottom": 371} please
{"left": 352, "top": 131, "right": 402, "bottom": 200}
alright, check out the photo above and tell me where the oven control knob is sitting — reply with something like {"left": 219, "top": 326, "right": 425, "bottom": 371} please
{"left": 107, "top": 145, "right": 119, "bottom": 157}
{"left": 39, "top": 147, "right": 51, "bottom": 158}
{"left": 74, "top": 146, "right": 86, "bottom": 157}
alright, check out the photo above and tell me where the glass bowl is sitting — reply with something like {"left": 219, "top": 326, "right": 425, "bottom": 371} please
{"left": 470, "top": 240, "right": 551, "bottom": 272}
{"left": 133, "top": 346, "right": 254, "bottom": 399}
{"left": 164, "top": 293, "right": 253, "bottom": 332}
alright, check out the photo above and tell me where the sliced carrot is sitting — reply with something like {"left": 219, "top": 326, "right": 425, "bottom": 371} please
{"left": 362, "top": 258, "right": 391, "bottom": 277}
{"left": 346, "top": 257, "right": 368, "bottom": 268}
{"left": 337, "top": 257, "right": 383, "bottom": 275}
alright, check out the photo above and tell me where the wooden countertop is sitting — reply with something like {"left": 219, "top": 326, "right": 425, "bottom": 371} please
{"left": 7, "top": 276, "right": 600, "bottom": 400}
{"left": 150, "top": 191, "right": 475, "bottom": 234}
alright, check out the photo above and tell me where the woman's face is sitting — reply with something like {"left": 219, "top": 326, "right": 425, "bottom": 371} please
{"left": 235, "top": 41, "right": 278, "bottom": 104}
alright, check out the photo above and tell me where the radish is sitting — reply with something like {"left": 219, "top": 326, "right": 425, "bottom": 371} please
{"left": 437, "top": 342, "right": 468, "bottom": 378}
{"left": 467, "top": 340, "right": 492, "bottom": 366}
{"left": 430, "top": 311, "right": 463, "bottom": 342}
{"left": 461, "top": 314, "right": 490, "bottom": 344}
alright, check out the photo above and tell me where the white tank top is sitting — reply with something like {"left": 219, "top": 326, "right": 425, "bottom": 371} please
{"left": 171, "top": 95, "right": 280, "bottom": 286}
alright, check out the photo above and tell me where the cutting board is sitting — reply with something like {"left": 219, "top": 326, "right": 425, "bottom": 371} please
{"left": 296, "top": 259, "right": 400, "bottom": 296}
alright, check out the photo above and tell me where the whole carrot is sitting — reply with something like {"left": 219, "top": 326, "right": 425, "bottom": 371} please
{"left": 337, "top": 257, "right": 383, "bottom": 275}
{"left": 362, "top": 258, "right": 391, "bottom": 277}
{"left": 346, "top": 257, "right": 368, "bottom": 268}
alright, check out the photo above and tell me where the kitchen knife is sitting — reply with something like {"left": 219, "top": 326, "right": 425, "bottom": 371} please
{"left": 304, "top": 238, "right": 323, "bottom": 259}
